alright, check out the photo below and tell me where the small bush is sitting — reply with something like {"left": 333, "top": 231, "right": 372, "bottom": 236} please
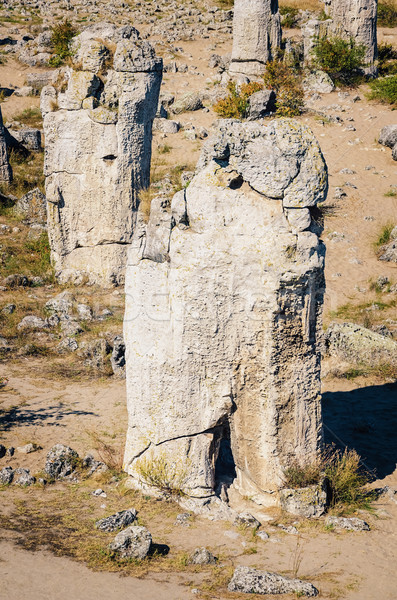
{"left": 374, "top": 222, "right": 395, "bottom": 249}
{"left": 262, "top": 60, "right": 304, "bottom": 116}
{"left": 49, "top": 20, "right": 77, "bottom": 65}
{"left": 283, "top": 446, "right": 374, "bottom": 510}
{"left": 213, "top": 80, "right": 264, "bottom": 119}
{"left": 136, "top": 452, "right": 190, "bottom": 496}
{"left": 312, "top": 36, "right": 366, "bottom": 86}
{"left": 367, "top": 74, "right": 397, "bottom": 105}
{"left": 377, "top": 42, "right": 397, "bottom": 76}
{"left": 378, "top": 0, "right": 397, "bottom": 27}
{"left": 280, "top": 6, "right": 299, "bottom": 28}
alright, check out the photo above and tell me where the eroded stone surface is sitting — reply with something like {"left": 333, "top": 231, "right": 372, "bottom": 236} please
{"left": 42, "top": 23, "right": 162, "bottom": 286}
{"left": 228, "top": 566, "right": 319, "bottom": 596}
{"left": 229, "top": 0, "right": 282, "bottom": 77}
{"left": 0, "top": 106, "right": 12, "bottom": 183}
{"left": 124, "top": 119, "right": 327, "bottom": 506}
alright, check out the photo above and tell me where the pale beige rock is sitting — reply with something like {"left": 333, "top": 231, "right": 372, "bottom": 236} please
{"left": 229, "top": 0, "right": 282, "bottom": 78}
{"left": 42, "top": 24, "right": 162, "bottom": 286}
{"left": 124, "top": 119, "right": 327, "bottom": 506}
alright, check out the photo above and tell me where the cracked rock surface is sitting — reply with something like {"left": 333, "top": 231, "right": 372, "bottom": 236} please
{"left": 124, "top": 118, "right": 327, "bottom": 505}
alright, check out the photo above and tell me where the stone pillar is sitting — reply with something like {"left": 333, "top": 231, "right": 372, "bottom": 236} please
{"left": 124, "top": 119, "right": 327, "bottom": 507}
{"left": 323, "top": 0, "right": 378, "bottom": 75}
{"left": 41, "top": 24, "right": 162, "bottom": 286}
{"left": 0, "top": 106, "right": 12, "bottom": 183}
{"left": 229, "top": 0, "right": 282, "bottom": 78}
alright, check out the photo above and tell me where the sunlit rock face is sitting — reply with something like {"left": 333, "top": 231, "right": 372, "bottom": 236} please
{"left": 124, "top": 118, "right": 327, "bottom": 507}
{"left": 41, "top": 23, "right": 162, "bottom": 286}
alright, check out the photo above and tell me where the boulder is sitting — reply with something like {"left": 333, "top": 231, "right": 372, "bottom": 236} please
{"left": 229, "top": 0, "right": 282, "bottom": 77}
{"left": 228, "top": 566, "right": 319, "bottom": 596}
{"left": 96, "top": 508, "right": 137, "bottom": 532}
{"left": 171, "top": 92, "right": 203, "bottom": 114}
{"left": 326, "top": 323, "right": 397, "bottom": 366}
{"left": 14, "top": 188, "right": 46, "bottom": 224}
{"left": 279, "top": 482, "right": 327, "bottom": 518}
{"left": 303, "top": 70, "right": 335, "bottom": 94}
{"left": 44, "top": 444, "right": 79, "bottom": 479}
{"left": 109, "top": 525, "right": 152, "bottom": 559}
{"left": 325, "top": 516, "right": 370, "bottom": 531}
{"left": 0, "top": 466, "right": 13, "bottom": 485}
{"left": 13, "top": 468, "right": 36, "bottom": 486}
{"left": 379, "top": 125, "right": 397, "bottom": 149}
{"left": 124, "top": 118, "right": 327, "bottom": 505}
{"left": 189, "top": 547, "right": 217, "bottom": 565}
{"left": 0, "top": 106, "right": 12, "bottom": 183}
{"left": 9, "top": 128, "right": 41, "bottom": 151}
{"left": 247, "top": 89, "right": 276, "bottom": 120}
{"left": 42, "top": 24, "right": 163, "bottom": 286}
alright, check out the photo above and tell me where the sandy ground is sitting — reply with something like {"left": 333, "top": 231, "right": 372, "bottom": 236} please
{"left": 0, "top": 12, "right": 397, "bottom": 600}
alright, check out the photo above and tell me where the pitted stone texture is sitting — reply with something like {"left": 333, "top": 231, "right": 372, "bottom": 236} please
{"left": 0, "top": 106, "right": 12, "bottom": 183}
{"left": 326, "top": 323, "right": 397, "bottom": 366}
{"left": 44, "top": 444, "right": 79, "bottom": 479}
{"left": 124, "top": 119, "right": 326, "bottom": 505}
{"left": 229, "top": 0, "right": 282, "bottom": 77}
{"left": 42, "top": 24, "right": 162, "bottom": 286}
{"left": 96, "top": 508, "right": 137, "bottom": 532}
{"left": 109, "top": 525, "right": 152, "bottom": 559}
{"left": 279, "top": 483, "right": 327, "bottom": 518}
{"left": 228, "top": 566, "right": 319, "bottom": 596}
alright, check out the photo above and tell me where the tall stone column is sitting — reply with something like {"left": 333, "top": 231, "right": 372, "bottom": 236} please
{"left": 0, "top": 106, "right": 12, "bottom": 183}
{"left": 323, "top": 0, "right": 378, "bottom": 75}
{"left": 229, "top": 0, "right": 282, "bottom": 78}
{"left": 124, "top": 119, "right": 327, "bottom": 507}
{"left": 41, "top": 24, "right": 162, "bottom": 286}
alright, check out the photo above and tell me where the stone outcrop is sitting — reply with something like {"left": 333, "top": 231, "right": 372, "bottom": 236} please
{"left": 229, "top": 0, "right": 282, "bottom": 78}
{"left": 304, "top": 0, "right": 378, "bottom": 76}
{"left": 41, "top": 23, "right": 162, "bottom": 286}
{"left": 228, "top": 566, "right": 319, "bottom": 596}
{"left": 0, "top": 106, "right": 12, "bottom": 183}
{"left": 124, "top": 118, "right": 327, "bottom": 507}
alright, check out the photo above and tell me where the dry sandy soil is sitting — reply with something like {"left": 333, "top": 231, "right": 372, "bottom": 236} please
{"left": 0, "top": 5, "right": 397, "bottom": 600}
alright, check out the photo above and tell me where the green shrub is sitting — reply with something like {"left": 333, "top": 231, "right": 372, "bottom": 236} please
{"left": 378, "top": 1, "right": 397, "bottom": 27}
{"left": 367, "top": 74, "right": 397, "bottom": 105}
{"left": 312, "top": 36, "right": 366, "bottom": 86}
{"left": 378, "top": 42, "right": 397, "bottom": 75}
{"left": 262, "top": 60, "right": 304, "bottom": 116}
{"left": 280, "top": 6, "right": 299, "bottom": 28}
{"left": 213, "top": 80, "right": 264, "bottom": 119}
{"left": 49, "top": 20, "right": 77, "bottom": 65}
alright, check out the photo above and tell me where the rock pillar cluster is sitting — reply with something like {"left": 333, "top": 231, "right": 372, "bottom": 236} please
{"left": 229, "top": 0, "right": 282, "bottom": 78}
{"left": 41, "top": 23, "right": 162, "bottom": 286}
{"left": 0, "top": 106, "right": 12, "bottom": 183}
{"left": 124, "top": 119, "right": 327, "bottom": 507}
{"left": 305, "top": 0, "right": 378, "bottom": 76}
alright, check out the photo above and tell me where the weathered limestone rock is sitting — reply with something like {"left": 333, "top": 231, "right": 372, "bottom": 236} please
{"left": 279, "top": 482, "right": 327, "bottom": 518}
{"left": 42, "top": 24, "right": 162, "bottom": 286}
{"left": 124, "top": 119, "right": 327, "bottom": 507}
{"left": 229, "top": 0, "right": 282, "bottom": 78}
{"left": 0, "top": 106, "right": 12, "bottom": 183}
{"left": 304, "top": 0, "right": 378, "bottom": 76}
{"left": 228, "top": 566, "right": 319, "bottom": 596}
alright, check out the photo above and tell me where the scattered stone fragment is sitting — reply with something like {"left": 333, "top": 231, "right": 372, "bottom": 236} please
{"left": 172, "top": 92, "right": 203, "bottom": 114}
{"left": 44, "top": 444, "right": 80, "bottom": 479}
{"left": 280, "top": 483, "right": 327, "bottom": 518}
{"left": 0, "top": 466, "right": 14, "bottom": 485}
{"left": 234, "top": 513, "right": 261, "bottom": 529}
{"left": 82, "top": 454, "right": 108, "bottom": 476}
{"left": 228, "top": 566, "right": 319, "bottom": 596}
{"left": 13, "top": 468, "right": 36, "bottom": 486}
{"left": 174, "top": 513, "right": 192, "bottom": 527}
{"left": 325, "top": 323, "right": 397, "bottom": 366}
{"left": 189, "top": 547, "right": 217, "bottom": 565}
{"left": 92, "top": 488, "right": 107, "bottom": 498}
{"left": 0, "top": 444, "right": 6, "bottom": 459}
{"left": 16, "top": 443, "right": 40, "bottom": 454}
{"left": 96, "top": 508, "right": 137, "bottom": 532}
{"left": 325, "top": 516, "right": 370, "bottom": 532}
{"left": 109, "top": 525, "right": 152, "bottom": 559}
{"left": 256, "top": 531, "right": 270, "bottom": 541}
{"left": 278, "top": 524, "right": 299, "bottom": 535}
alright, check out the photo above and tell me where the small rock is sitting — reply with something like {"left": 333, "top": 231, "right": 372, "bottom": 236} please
{"left": 82, "top": 453, "right": 108, "bottom": 476}
{"left": 189, "top": 547, "right": 217, "bottom": 565}
{"left": 234, "top": 512, "right": 261, "bottom": 529}
{"left": 277, "top": 524, "right": 299, "bottom": 535}
{"left": 0, "top": 466, "right": 14, "bottom": 485}
{"left": 16, "top": 443, "right": 40, "bottom": 454}
{"left": 228, "top": 566, "right": 318, "bottom": 596}
{"left": 325, "top": 516, "right": 370, "bottom": 531}
{"left": 96, "top": 508, "right": 137, "bottom": 532}
{"left": 6, "top": 447, "right": 14, "bottom": 457}
{"left": 2, "top": 304, "right": 16, "bottom": 315}
{"left": 0, "top": 444, "right": 6, "bottom": 458}
{"left": 109, "top": 525, "right": 152, "bottom": 559}
{"left": 256, "top": 530, "right": 270, "bottom": 541}
{"left": 44, "top": 444, "right": 79, "bottom": 479}
{"left": 174, "top": 512, "right": 192, "bottom": 527}
{"left": 92, "top": 488, "right": 107, "bottom": 498}
{"left": 13, "top": 468, "right": 36, "bottom": 486}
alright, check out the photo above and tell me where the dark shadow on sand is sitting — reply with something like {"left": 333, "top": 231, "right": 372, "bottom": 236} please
{"left": 0, "top": 403, "right": 97, "bottom": 431}
{"left": 322, "top": 382, "right": 397, "bottom": 479}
